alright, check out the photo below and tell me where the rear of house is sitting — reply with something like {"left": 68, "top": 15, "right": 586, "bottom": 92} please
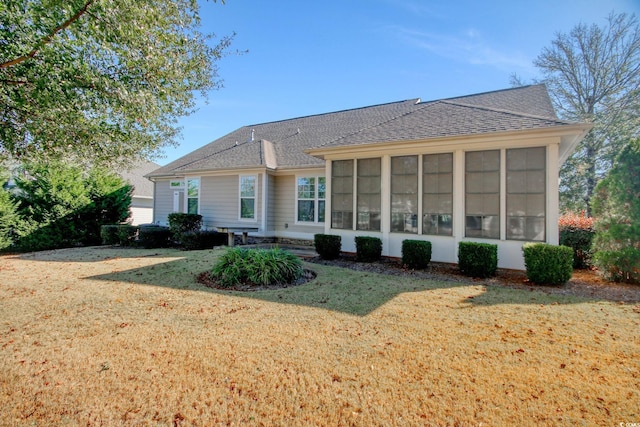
{"left": 147, "top": 85, "right": 590, "bottom": 269}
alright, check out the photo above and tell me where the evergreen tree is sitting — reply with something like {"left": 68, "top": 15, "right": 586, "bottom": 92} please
{"left": 591, "top": 139, "right": 640, "bottom": 283}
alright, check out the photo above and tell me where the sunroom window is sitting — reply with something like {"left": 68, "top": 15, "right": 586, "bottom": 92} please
{"left": 391, "top": 156, "right": 418, "bottom": 233}
{"left": 506, "top": 147, "right": 546, "bottom": 241}
{"left": 465, "top": 150, "right": 500, "bottom": 239}
{"left": 331, "top": 160, "right": 353, "bottom": 229}
{"left": 423, "top": 153, "right": 453, "bottom": 236}
{"left": 357, "top": 158, "right": 381, "bottom": 231}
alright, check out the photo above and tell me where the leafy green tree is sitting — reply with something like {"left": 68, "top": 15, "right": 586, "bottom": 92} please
{"left": 528, "top": 12, "right": 640, "bottom": 214}
{"left": 1, "top": 0, "right": 233, "bottom": 165}
{"left": 13, "top": 160, "right": 132, "bottom": 251}
{"left": 591, "top": 139, "right": 640, "bottom": 283}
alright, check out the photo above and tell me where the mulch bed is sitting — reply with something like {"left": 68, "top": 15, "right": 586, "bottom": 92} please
{"left": 307, "top": 254, "right": 640, "bottom": 304}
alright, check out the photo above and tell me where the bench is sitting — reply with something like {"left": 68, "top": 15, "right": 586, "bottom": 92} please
{"left": 216, "top": 227, "right": 259, "bottom": 246}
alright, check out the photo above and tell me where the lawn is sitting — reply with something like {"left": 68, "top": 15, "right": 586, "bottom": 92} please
{"left": 1, "top": 247, "right": 638, "bottom": 426}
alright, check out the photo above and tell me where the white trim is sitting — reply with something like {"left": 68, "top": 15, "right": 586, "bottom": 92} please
{"left": 238, "top": 174, "right": 258, "bottom": 222}
{"left": 186, "top": 177, "right": 201, "bottom": 215}
{"left": 261, "top": 172, "right": 267, "bottom": 232}
{"left": 294, "top": 174, "right": 326, "bottom": 225}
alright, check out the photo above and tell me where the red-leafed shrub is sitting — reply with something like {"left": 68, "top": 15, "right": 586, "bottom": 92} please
{"left": 559, "top": 211, "right": 595, "bottom": 269}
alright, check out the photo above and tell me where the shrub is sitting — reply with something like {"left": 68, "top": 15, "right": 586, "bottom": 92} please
{"left": 314, "top": 234, "right": 341, "bottom": 260}
{"left": 522, "top": 243, "right": 573, "bottom": 285}
{"left": 458, "top": 242, "right": 498, "bottom": 278}
{"left": 355, "top": 236, "right": 382, "bottom": 262}
{"left": 180, "top": 230, "right": 226, "bottom": 250}
{"left": 116, "top": 225, "right": 138, "bottom": 247}
{"left": 402, "top": 239, "right": 432, "bottom": 269}
{"left": 211, "top": 247, "right": 303, "bottom": 288}
{"left": 138, "top": 225, "right": 171, "bottom": 248}
{"left": 168, "top": 213, "right": 202, "bottom": 243}
{"left": 100, "top": 225, "right": 121, "bottom": 245}
{"left": 593, "top": 248, "right": 640, "bottom": 284}
{"left": 559, "top": 211, "right": 595, "bottom": 269}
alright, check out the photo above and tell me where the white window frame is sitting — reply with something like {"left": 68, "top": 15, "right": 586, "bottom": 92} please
{"left": 295, "top": 175, "right": 326, "bottom": 224}
{"left": 239, "top": 175, "right": 257, "bottom": 221}
{"left": 186, "top": 177, "right": 200, "bottom": 215}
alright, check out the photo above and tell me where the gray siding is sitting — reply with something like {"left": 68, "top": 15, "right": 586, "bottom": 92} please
{"left": 153, "top": 179, "right": 177, "bottom": 225}
{"left": 274, "top": 175, "right": 324, "bottom": 236}
{"left": 200, "top": 174, "right": 263, "bottom": 230}
{"left": 267, "top": 174, "right": 276, "bottom": 232}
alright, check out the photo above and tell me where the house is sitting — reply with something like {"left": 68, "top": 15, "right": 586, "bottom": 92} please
{"left": 120, "top": 160, "right": 160, "bottom": 225}
{"left": 147, "top": 85, "right": 590, "bottom": 269}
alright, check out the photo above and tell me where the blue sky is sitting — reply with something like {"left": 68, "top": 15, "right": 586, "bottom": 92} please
{"left": 159, "top": 0, "right": 640, "bottom": 165}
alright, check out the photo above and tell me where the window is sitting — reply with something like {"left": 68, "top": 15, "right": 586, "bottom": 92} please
{"left": 296, "top": 176, "right": 326, "bottom": 223}
{"left": 391, "top": 156, "right": 418, "bottom": 233}
{"left": 423, "top": 153, "right": 453, "bottom": 236}
{"left": 465, "top": 150, "right": 500, "bottom": 238}
{"left": 331, "top": 160, "right": 353, "bottom": 229}
{"left": 507, "top": 147, "right": 546, "bottom": 241}
{"left": 187, "top": 178, "right": 199, "bottom": 214}
{"left": 239, "top": 175, "right": 256, "bottom": 220}
{"left": 357, "top": 158, "right": 381, "bottom": 231}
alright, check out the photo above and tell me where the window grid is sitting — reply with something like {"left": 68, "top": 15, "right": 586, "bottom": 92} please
{"left": 331, "top": 160, "right": 353, "bottom": 229}
{"left": 506, "top": 147, "right": 546, "bottom": 241}
{"left": 391, "top": 155, "right": 418, "bottom": 233}
{"left": 239, "top": 176, "right": 256, "bottom": 220}
{"left": 357, "top": 158, "right": 381, "bottom": 231}
{"left": 423, "top": 153, "right": 453, "bottom": 236}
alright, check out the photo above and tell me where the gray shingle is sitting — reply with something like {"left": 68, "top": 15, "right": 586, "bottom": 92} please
{"left": 148, "top": 84, "right": 574, "bottom": 177}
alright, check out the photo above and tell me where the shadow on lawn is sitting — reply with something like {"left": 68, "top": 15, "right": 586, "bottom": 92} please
{"left": 86, "top": 256, "right": 592, "bottom": 316}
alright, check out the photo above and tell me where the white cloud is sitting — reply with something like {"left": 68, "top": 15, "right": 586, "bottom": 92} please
{"left": 389, "top": 25, "right": 534, "bottom": 72}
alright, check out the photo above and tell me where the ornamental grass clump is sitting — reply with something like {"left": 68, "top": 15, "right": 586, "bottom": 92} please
{"left": 211, "top": 247, "right": 303, "bottom": 288}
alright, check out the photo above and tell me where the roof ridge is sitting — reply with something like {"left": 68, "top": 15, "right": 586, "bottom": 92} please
{"left": 315, "top": 102, "right": 424, "bottom": 148}
{"left": 439, "top": 99, "right": 570, "bottom": 124}
{"left": 245, "top": 98, "right": 420, "bottom": 127}
{"left": 441, "top": 84, "right": 543, "bottom": 103}
{"left": 166, "top": 130, "right": 257, "bottom": 171}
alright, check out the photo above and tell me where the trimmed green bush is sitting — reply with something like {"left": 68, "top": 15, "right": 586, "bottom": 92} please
{"left": 138, "top": 225, "right": 171, "bottom": 248}
{"left": 116, "top": 225, "right": 139, "bottom": 247}
{"left": 355, "top": 236, "right": 382, "bottom": 262}
{"left": 314, "top": 234, "right": 341, "bottom": 260}
{"left": 180, "top": 230, "right": 226, "bottom": 250}
{"left": 458, "top": 242, "right": 498, "bottom": 278}
{"left": 211, "top": 247, "right": 303, "bottom": 288}
{"left": 522, "top": 243, "right": 573, "bottom": 285}
{"left": 100, "top": 225, "right": 121, "bottom": 245}
{"left": 168, "top": 213, "right": 202, "bottom": 243}
{"left": 402, "top": 239, "right": 432, "bottom": 269}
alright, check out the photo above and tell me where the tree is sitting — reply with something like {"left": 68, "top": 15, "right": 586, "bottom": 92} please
{"left": 13, "top": 160, "right": 133, "bottom": 251}
{"left": 532, "top": 12, "right": 640, "bottom": 215}
{"left": 591, "top": 138, "right": 640, "bottom": 283}
{"left": 1, "top": 0, "right": 233, "bottom": 165}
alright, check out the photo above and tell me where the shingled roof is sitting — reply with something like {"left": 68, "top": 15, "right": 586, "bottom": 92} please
{"left": 148, "top": 84, "right": 572, "bottom": 177}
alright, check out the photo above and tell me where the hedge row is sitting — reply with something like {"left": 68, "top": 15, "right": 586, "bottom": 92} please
{"left": 314, "top": 234, "right": 573, "bottom": 285}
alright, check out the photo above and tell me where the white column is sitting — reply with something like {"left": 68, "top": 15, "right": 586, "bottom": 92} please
{"left": 547, "top": 143, "right": 560, "bottom": 245}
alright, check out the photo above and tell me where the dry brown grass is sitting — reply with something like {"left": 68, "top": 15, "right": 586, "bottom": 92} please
{"left": 1, "top": 246, "right": 638, "bottom": 426}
